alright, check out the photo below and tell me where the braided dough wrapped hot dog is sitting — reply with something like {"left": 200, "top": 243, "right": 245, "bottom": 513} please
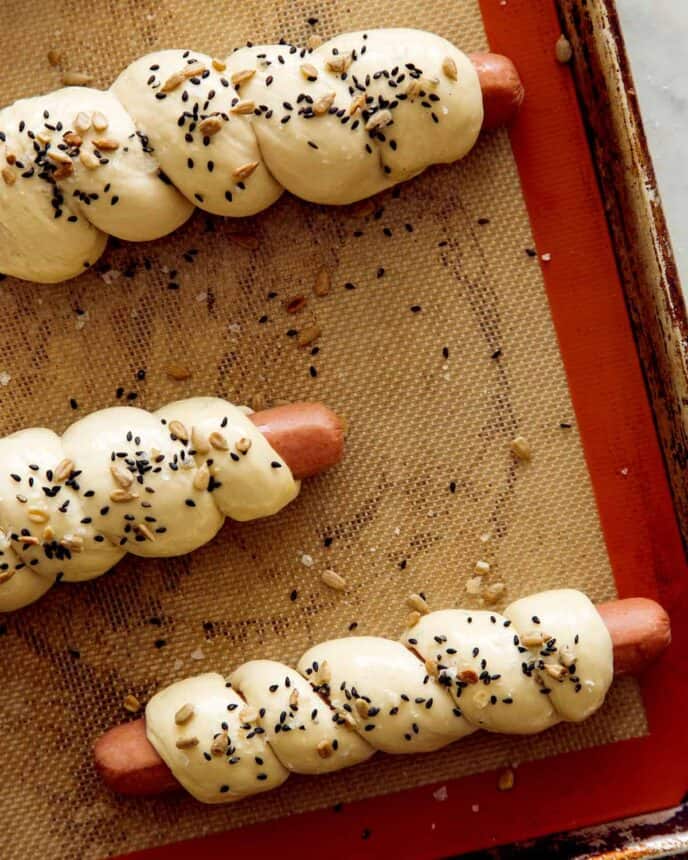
{"left": 0, "top": 400, "right": 343, "bottom": 613}
{"left": 94, "top": 591, "right": 671, "bottom": 803}
{"left": 0, "top": 29, "right": 523, "bottom": 283}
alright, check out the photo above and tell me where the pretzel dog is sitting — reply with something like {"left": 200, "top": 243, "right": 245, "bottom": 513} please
{"left": 94, "top": 591, "right": 670, "bottom": 803}
{"left": 0, "top": 29, "right": 523, "bottom": 282}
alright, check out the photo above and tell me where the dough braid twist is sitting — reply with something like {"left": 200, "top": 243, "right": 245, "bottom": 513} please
{"left": 145, "top": 588, "right": 613, "bottom": 803}
{"left": 0, "top": 29, "right": 483, "bottom": 283}
{"left": 0, "top": 397, "right": 298, "bottom": 613}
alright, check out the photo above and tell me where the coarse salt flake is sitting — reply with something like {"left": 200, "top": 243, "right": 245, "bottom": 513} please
{"left": 100, "top": 269, "right": 121, "bottom": 284}
{"left": 466, "top": 576, "right": 483, "bottom": 595}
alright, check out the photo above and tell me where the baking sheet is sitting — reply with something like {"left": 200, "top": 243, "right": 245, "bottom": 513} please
{"left": 0, "top": 1, "right": 684, "bottom": 858}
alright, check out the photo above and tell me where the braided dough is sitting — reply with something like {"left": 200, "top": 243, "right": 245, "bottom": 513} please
{"left": 0, "top": 398, "right": 299, "bottom": 613}
{"left": 0, "top": 29, "right": 482, "bottom": 283}
{"left": 145, "top": 589, "right": 613, "bottom": 804}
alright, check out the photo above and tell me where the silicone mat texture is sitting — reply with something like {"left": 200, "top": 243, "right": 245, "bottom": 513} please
{"left": 0, "top": 0, "right": 646, "bottom": 858}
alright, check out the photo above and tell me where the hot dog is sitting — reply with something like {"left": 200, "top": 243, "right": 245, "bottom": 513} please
{"left": 94, "top": 595, "right": 670, "bottom": 798}
{"left": 0, "top": 399, "right": 344, "bottom": 613}
{"left": 1, "top": 32, "right": 525, "bottom": 285}
{"left": 596, "top": 598, "right": 671, "bottom": 676}
{"left": 469, "top": 52, "right": 525, "bottom": 130}
{"left": 249, "top": 402, "right": 344, "bottom": 480}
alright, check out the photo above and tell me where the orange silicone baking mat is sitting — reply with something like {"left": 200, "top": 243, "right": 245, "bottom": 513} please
{"left": 123, "top": 0, "right": 688, "bottom": 856}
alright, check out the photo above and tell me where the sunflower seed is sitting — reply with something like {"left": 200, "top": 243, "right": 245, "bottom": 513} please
{"left": 321, "top": 569, "right": 346, "bottom": 591}
{"left": 169, "top": 420, "right": 189, "bottom": 442}
{"left": 406, "top": 593, "right": 430, "bottom": 615}
{"left": 406, "top": 610, "right": 421, "bottom": 628}
{"left": 166, "top": 364, "right": 192, "bottom": 380}
{"left": 123, "top": 694, "right": 141, "bottom": 713}
{"left": 235, "top": 437, "right": 252, "bottom": 454}
{"left": 174, "top": 703, "right": 195, "bottom": 724}
{"left": 54, "top": 458, "right": 74, "bottom": 482}
{"left": 193, "top": 463, "right": 210, "bottom": 491}
{"left": 325, "top": 53, "right": 352, "bottom": 74}
{"left": 510, "top": 436, "right": 532, "bottom": 461}
{"left": 442, "top": 57, "right": 458, "bottom": 81}
{"left": 60, "top": 535, "right": 84, "bottom": 552}
{"left": 110, "top": 463, "right": 133, "bottom": 489}
{"left": 300, "top": 63, "right": 318, "bottom": 80}
{"left": 28, "top": 509, "right": 49, "bottom": 524}
{"left": 348, "top": 93, "right": 366, "bottom": 115}
{"left": 211, "top": 732, "right": 229, "bottom": 755}
{"left": 424, "top": 659, "right": 438, "bottom": 677}
{"left": 365, "top": 109, "right": 392, "bottom": 131}
{"left": 92, "top": 137, "right": 119, "bottom": 151}
{"left": 230, "top": 69, "right": 256, "bottom": 86}
{"left": 230, "top": 100, "right": 255, "bottom": 115}
{"left": 79, "top": 148, "right": 100, "bottom": 169}
{"left": 313, "top": 268, "right": 331, "bottom": 296}
{"left": 198, "top": 116, "right": 223, "bottom": 136}
{"left": 232, "top": 160, "right": 259, "bottom": 180}
{"left": 209, "top": 431, "right": 228, "bottom": 450}
{"left": 134, "top": 523, "right": 156, "bottom": 542}
{"left": 317, "top": 740, "right": 333, "bottom": 758}
{"left": 544, "top": 663, "right": 567, "bottom": 681}
{"left": 110, "top": 489, "right": 138, "bottom": 503}
{"left": 312, "top": 92, "right": 335, "bottom": 115}
{"left": 74, "top": 112, "right": 91, "bottom": 132}
{"left": 62, "top": 71, "right": 93, "bottom": 86}
{"left": 297, "top": 325, "right": 322, "bottom": 347}
{"left": 47, "top": 149, "right": 72, "bottom": 164}
{"left": 92, "top": 111, "right": 108, "bottom": 131}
